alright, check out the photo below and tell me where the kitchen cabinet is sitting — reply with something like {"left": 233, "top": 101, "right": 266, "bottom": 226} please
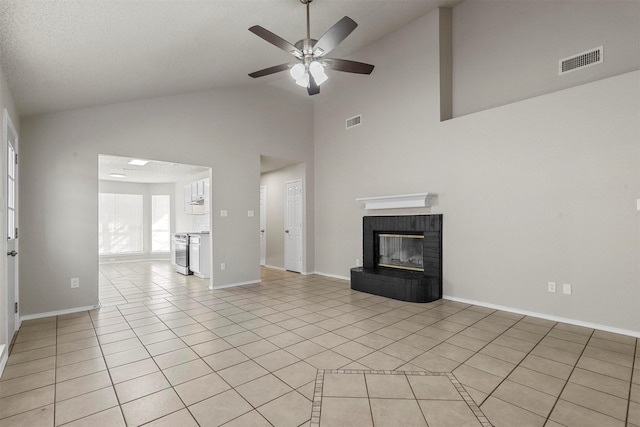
{"left": 188, "top": 233, "right": 210, "bottom": 278}
{"left": 184, "top": 177, "right": 210, "bottom": 214}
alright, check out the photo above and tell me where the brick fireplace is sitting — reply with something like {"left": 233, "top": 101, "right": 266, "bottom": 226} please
{"left": 351, "top": 214, "right": 442, "bottom": 303}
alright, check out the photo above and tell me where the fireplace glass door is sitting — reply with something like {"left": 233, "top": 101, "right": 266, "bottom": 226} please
{"left": 378, "top": 234, "right": 424, "bottom": 271}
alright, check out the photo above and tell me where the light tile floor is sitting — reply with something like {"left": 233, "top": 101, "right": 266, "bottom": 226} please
{"left": 0, "top": 261, "right": 638, "bottom": 426}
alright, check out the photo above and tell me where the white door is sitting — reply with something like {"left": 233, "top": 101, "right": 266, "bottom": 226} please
{"left": 4, "top": 109, "right": 19, "bottom": 344}
{"left": 259, "top": 186, "right": 266, "bottom": 266}
{"left": 284, "top": 180, "right": 303, "bottom": 273}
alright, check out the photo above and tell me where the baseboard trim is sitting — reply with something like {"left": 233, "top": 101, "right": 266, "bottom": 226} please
{"left": 20, "top": 305, "right": 101, "bottom": 322}
{"left": 211, "top": 280, "right": 261, "bottom": 290}
{"left": 312, "top": 271, "right": 351, "bottom": 281}
{"left": 443, "top": 295, "right": 640, "bottom": 338}
{"left": 99, "top": 258, "right": 171, "bottom": 265}
{"left": 263, "top": 265, "right": 286, "bottom": 271}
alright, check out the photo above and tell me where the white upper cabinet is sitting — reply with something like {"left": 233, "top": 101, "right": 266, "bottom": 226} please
{"left": 184, "top": 177, "right": 210, "bottom": 215}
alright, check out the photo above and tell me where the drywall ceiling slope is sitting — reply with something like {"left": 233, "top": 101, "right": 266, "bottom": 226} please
{"left": 0, "top": 0, "right": 460, "bottom": 117}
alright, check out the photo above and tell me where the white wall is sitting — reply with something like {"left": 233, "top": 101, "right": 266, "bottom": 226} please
{"left": 452, "top": 0, "right": 640, "bottom": 117}
{"left": 0, "top": 61, "right": 20, "bottom": 360}
{"left": 20, "top": 85, "right": 314, "bottom": 316}
{"left": 260, "top": 163, "right": 306, "bottom": 270}
{"left": 313, "top": 8, "right": 640, "bottom": 333}
{"left": 98, "top": 180, "right": 175, "bottom": 262}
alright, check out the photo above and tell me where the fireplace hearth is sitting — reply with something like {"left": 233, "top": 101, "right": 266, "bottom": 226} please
{"left": 351, "top": 215, "right": 442, "bottom": 303}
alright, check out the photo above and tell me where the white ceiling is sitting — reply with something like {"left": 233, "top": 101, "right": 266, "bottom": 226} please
{"left": 99, "top": 154, "right": 209, "bottom": 183}
{"left": 0, "top": 0, "right": 460, "bottom": 117}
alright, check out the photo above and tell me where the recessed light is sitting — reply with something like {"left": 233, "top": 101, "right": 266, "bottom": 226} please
{"left": 128, "top": 159, "right": 149, "bottom": 166}
{"left": 109, "top": 173, "right": 126, "bottom": 178}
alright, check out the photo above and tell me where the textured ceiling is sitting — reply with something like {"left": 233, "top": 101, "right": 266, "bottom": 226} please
{"left": 0, "top": 0, "right": 459, "bottom": 117}
{"left": 99, "top": 154, "right": 209, "bottom": 183}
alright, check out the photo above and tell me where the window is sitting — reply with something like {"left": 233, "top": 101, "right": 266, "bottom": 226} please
{"left": 99, "top": 193, "right": 143, "bottom": 255}
{"left": 151, "top": 195, "right": 171, "bottom": 253}
{"left": 7, "top": 143, "right": 16, "bottom": 240}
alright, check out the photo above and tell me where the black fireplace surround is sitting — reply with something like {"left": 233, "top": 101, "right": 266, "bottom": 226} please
{"left": 351, "top": 215, "right": 442, "bottom": 303}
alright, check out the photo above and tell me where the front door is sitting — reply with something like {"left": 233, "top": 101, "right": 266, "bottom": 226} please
{"left": 284, "top": 180, "right": 302, "bottom": 273}
{"left": 260, "top": 186, "right": 266, "bottom": 266}
{"left": 4, "top": 109, "right": 19, "bottom": 345}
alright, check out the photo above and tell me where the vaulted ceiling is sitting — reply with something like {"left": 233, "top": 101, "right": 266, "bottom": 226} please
{"left": 0, "top": 0, "right": 460, "bottom": 117}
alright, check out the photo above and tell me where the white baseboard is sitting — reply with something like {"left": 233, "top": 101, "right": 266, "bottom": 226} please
{"left": 210, "top": 280, "right": 261, "bottom": 290}
{"left": 444, "top": 295, "right": 640, "bottom": 339}
{"left": 99, "top": 258, "right": 171, "bottom": 265}
{"left": 312, "top": 271, "right": 351, "bottom": 281}
{"left": 0, "top": 344, "right": 7, "bottom": 378}
{"left": 20, "top": 305, "right": 101, "bottom": 322}
{"left": 263, "top": 264, "right": 286, "bottom": 271}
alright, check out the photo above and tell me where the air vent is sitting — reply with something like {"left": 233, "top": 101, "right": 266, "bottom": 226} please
{"left": 559, "top": 46, "right": 603, "bottom": 75}
{"left": 346, "top": 114, "right": 362, "bottom": 129}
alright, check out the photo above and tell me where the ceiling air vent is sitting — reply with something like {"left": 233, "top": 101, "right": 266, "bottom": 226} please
{"left": 559, "top": 46, "right": 603, "bottom": 75}
{"left": 346, "top": 114, "right": 362, "bottom": 129}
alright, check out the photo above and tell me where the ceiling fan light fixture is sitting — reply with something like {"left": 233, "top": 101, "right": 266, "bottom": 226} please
{"left": 309, "top": 61, "right": 328, "bottom": 85}
{"left": 295, "top": 73, "right": 310, "bottom": 88}
{"left": 290, "top": 63, "right": 305, "bottom": 80}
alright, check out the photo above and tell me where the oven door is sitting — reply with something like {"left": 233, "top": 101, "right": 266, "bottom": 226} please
{"left": 174, "top": 237, "right": 190, "bottom": 275}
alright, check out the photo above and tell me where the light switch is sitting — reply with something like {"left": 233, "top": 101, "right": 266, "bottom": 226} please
{"left": 248, "top": 210, "right": 254, "bottom": 217}
{"left": 637, "top": 199, "right": 640, "bottom": 211}
{"left": 220, "top": 210, "right": 228, "bottom": 217}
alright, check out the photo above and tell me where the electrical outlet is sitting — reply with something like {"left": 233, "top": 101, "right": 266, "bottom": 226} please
{"left": 71, "top": 278, "right": 80, "bottom": 288}
{"left": 221, "top": 210, "right": 228, "bottom": 217}
{"left": 220, "top": 263, "right": 226, "bottom": 271}
{"left": 548, "top": 282, "right": 556, "bottom": 293}
{"left": 356, "top": 259, "right": 360, "bottom": 267}
{"left": 563, "top": 283, "right": 572, "bottom": 295}
{"left": 248, "top": 210, "right": 254, "bottom": 217}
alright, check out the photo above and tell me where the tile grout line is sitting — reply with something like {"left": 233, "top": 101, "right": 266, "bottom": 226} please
{"left": 625, "top": 339, "right": 638, "bottom": 426}
{"left": 542, "top": 328, "right": 595, "bottom": 426}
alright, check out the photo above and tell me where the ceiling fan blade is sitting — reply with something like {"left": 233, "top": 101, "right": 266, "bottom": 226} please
{"left": 249, "top": 25, "right": 303, "bottom": 58}
{"left": 307, "top": 73, "right": 320, "bottom": 96}
{"left": 249, "top": 63, "right": 294, "bottom": 78}
{"left": 323, "top": 58, "right": 375, "bottom": 74}
{"left": 312, "top": 16, "right": 357, "bottom": 57}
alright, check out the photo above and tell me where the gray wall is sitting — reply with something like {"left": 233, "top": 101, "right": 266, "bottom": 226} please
{"left": 0, "top": 63, "right": 20, "bottom": 352}
{"left": 452, "top": 0, "right": 640, "bottom": 117}
{"left": 98, "top": 180, "right": 175, "bottom": 262}
{"left": 20, "top": 85, "right": 314, "bottom": 315}
{"left": 313, "top": 7, "right": 640, "bottom": 332}
{"left": 260, "top": 163, "right": 306, "bottom": 270}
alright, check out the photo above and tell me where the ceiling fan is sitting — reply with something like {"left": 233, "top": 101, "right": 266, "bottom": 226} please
{"left": 248, "top": 0, "right": 375, "bottom": 96}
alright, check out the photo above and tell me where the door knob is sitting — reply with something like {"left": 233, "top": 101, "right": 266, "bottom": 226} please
{"left": 285, "top": 230, "right": 289, "bottom": 233}
{"left": 7, "top": 250, "right": 17, "bottom": 257}
{"left": 260, "top": 229, "right": 265, "bottom": 233}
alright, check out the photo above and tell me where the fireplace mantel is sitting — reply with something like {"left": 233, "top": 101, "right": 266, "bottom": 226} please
{"left": 356, "top": 193, "right": 434, "bottom": 210}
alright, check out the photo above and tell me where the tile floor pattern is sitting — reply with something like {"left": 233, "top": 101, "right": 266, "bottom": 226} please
{"left": 0, "top": 261, "right": 636, "bottom": 426}
{"left": 310, "top": 370, "right": 492, "bottom": 426}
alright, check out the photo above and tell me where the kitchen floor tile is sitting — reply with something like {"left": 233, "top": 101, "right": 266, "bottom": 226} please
{"left": 121, "top": 388, "right": 185, "bottom": 427}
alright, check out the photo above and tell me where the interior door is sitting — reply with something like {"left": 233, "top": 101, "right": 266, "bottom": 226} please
{"left": 259, "top": 186, "right": 266, "bottom": 266}
{"left": 284, "top": 180, "right": 302, "bottom": 273}
{"left": 4, "top": 109, "right": 19, "bottom": 344}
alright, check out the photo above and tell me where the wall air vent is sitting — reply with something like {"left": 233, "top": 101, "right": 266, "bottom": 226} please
{"left": 346, "top": 114, "right": 362, "bottom": 129}
{"left": 559, "top": 46, "right": 603, "bottom": 75}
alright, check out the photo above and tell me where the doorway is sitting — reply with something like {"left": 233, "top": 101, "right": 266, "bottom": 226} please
{"left": 260, "top": 185, "right": 266, "bottom": 266}
{"left": 259, "top": 156, "right": 305, "bottom": 273}
{"left": 284, "top": 179, "right": 303, "bottom": 273}
{"left": 97, "top": 154, "right": 211, "bottom": 305}
{"left": 3, "top": 109, "right": 19, "bottom": 348}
